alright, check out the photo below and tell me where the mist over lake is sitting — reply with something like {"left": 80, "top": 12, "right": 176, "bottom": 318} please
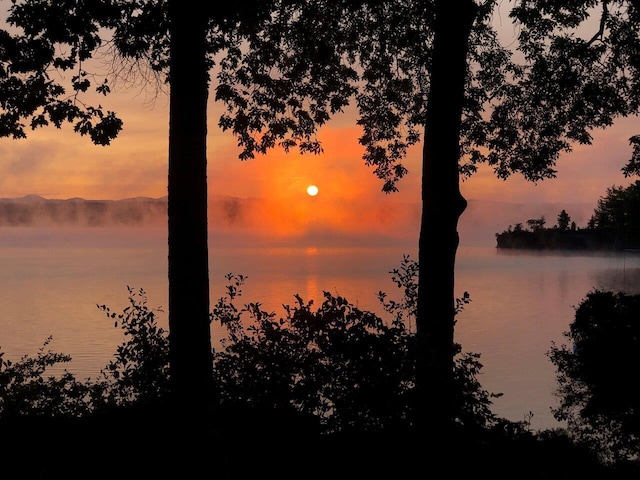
{"left": 2, "top": 199, "right": 639, "bottom": 432}
{"left": 0, "top": 194, "right": 598, "bottom": 246}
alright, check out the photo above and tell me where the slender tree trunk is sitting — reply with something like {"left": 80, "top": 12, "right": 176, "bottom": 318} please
{"left": 167, "top": 1, "right": 214, "bottom": 425}
{"left": 415, "top": 0, "right": 477, "bottom": 439}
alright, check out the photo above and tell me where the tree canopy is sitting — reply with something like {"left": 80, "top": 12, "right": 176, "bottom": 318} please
{"left": 7, "top": 0, "right": 635, "bottom": 184}
{"left": 1, "top": 0, "right": 122, "bottom": 144}
{"left": 512, "top": 0, "right": 640, "bottom": 178}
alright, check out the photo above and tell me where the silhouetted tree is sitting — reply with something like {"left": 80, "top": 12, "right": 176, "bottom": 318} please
{"left": 215, "top": 0, "right": 640, "bottom": 442}
{"left": 557, "top": 210, "right": 571, "bottom": 231}
{"left": 165, "top": 0, "right": 214, "bottom": 427}
{"left": 592, "top": 180, "right": 640, "bottom": 246}
{"left": 112, "top": 1, "right": 356, "bottom": 428}
{"left": 548, "top": 290, "right": 640, "bottom": 464}
{"left": 594, "top": 186, "right": 626, "bottom": 230}
{"left": 1, "top": 0, "right": 214, "bottom": 429}
{"left": 3, "top": 1, "right": 359, "bottom": 430}
{"left": 217, "top": 0, "right": 481, "bottom": 438}
{"left": 527, "top": 216, "right": 547, "bottom": 232}
{"left": 346, "top": 0, "right": 634, "bottom": 438}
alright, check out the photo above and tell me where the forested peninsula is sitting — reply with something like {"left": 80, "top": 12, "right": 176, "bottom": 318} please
{"left": 496, "top": 180, "right": 640, "bottom": 251}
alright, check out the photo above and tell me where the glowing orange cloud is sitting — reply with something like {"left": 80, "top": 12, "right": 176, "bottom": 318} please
{"left": 0, "top": 64, "right": 635, "bottom": 244}
{"left": 207, "top": 123, "right": 422, "bottom": 241}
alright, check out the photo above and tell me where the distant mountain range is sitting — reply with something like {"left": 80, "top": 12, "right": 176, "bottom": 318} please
{"left": 0, "top": 195, "right": 168, "bottom": 226}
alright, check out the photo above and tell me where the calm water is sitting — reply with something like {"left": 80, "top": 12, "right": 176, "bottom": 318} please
{"left": 2, "top": 226, "right": 639, "bottom": 432}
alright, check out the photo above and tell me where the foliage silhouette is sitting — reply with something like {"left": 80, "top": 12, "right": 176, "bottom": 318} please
{"left": 91, "top": 286, "right": 170, "bottom": 410}
{"left": 548, "top": 289, "right": 640, "bottom": 465}
{"left": 213, "top": 276, "right": 415, "bottom": 434}
{"left": 4, "top": 276, "right": 640, "bottom": 478}
{"left": 496, "top": 180, "right": 640, "bottom": 250}
{"left": 0, "top": 288, "right": 170, "bottom": 422}
{"left": 211, "top": 256, "right": 498, "bottom": 435}
{"left": 0, "top": 257, "right": 498, "bottom": 435}
{"left": 0, "top": 336, "right": 91, "bottom": 419}
{"left": 1, "top": 2, "right": 122, "bottom": 144}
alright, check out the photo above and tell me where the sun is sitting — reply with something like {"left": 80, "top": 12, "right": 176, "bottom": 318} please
{"left": 306, "top": 185, "right": 319, "bottom": 196}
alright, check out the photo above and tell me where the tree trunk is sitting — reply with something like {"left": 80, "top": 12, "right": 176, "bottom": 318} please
{"left": 167, "top": 1, "right": 214, "bottom": 425}
{"left": 416, "top": 0, "right": 478, "bottom": 439}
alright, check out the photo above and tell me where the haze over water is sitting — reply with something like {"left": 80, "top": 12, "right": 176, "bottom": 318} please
{"left": 0, "top": 223, "right": 640, "bottom": 434}
{"left": 2, "top": 208, "right": 639, "bottom": 432}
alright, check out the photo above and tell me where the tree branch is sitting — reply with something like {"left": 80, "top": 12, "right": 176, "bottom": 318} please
{"left": 587, "top": 0, "right": 609, "bottom": 45}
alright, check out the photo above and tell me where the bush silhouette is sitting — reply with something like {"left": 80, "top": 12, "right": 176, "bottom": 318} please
{"left": 2, "top": 257, "right": 499, "bottom": 437}
{"left": 211, "top": 256, "right": 499, "bottom": 435}
{"left": 4, "top": 260, "right": 639, "bottom": 478}
{"left": 549, "top": 289, "right": 640, "bottom": 464}
{"left": 0, "top": 337, "right": 92, "bottom": 419}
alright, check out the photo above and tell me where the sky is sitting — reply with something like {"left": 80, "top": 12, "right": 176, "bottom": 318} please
{"left": 1, "top": 4, "right": 638, "bottom": 243}
{"left": 1, "top": 89, "right": 636, "bottom": 203}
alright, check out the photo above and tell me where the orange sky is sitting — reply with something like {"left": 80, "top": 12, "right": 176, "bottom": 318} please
{"left": 1, "top": 85, "right": 636, "bottom": 200}
{"left": 1, "top": 84, "right": 638, "bottom": 244}
{"left": 1, "top": 4, "right": 638, "bottom": 241}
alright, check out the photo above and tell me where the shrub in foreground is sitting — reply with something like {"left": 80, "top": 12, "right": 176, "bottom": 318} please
{"left": 212, "top": 256, "right": 499, "bottom": 434}
{"left": 0, "top": 257, "right": 499, "bottom": 437}
{"left": 549, "top": 289, "right": 640, "bottom": 464}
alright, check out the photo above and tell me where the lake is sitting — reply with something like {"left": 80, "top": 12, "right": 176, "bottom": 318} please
{"left": 2, "top": 226, "right": 639, "bottom": 432}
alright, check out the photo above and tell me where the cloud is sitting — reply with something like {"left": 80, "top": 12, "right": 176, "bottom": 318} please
{"left": 3, "top": 149, "right": 47, "bottom": 176}
{"left": 0, "top": 64, "right": 636, "bottom": 227}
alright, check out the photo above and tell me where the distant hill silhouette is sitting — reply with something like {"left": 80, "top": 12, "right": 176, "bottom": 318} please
{"left": 0, "top": 196, "right": 168, "bottom": 226}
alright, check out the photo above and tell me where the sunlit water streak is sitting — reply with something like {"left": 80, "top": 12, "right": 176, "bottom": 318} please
{"left": 2, "top": 226, "right": 639, "bottom": 432}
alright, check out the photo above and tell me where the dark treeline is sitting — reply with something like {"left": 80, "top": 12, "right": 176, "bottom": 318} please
{"left": 496, "top": 180, "right": 640, "bottom": 250}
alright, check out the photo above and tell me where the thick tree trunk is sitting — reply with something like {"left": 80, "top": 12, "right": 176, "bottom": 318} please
{"left": 167, "top": 2, "right": 214, "bottom": 424}
{"left": 416, "top": 0, "right": 477, "bottom": 439}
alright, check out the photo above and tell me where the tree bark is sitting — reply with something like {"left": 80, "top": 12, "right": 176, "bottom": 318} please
{"left": 167, "top": 1, "right": 214, "bottom": 424}
{"left": 416, "top": 0, "right": 478, "bottom": 439}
